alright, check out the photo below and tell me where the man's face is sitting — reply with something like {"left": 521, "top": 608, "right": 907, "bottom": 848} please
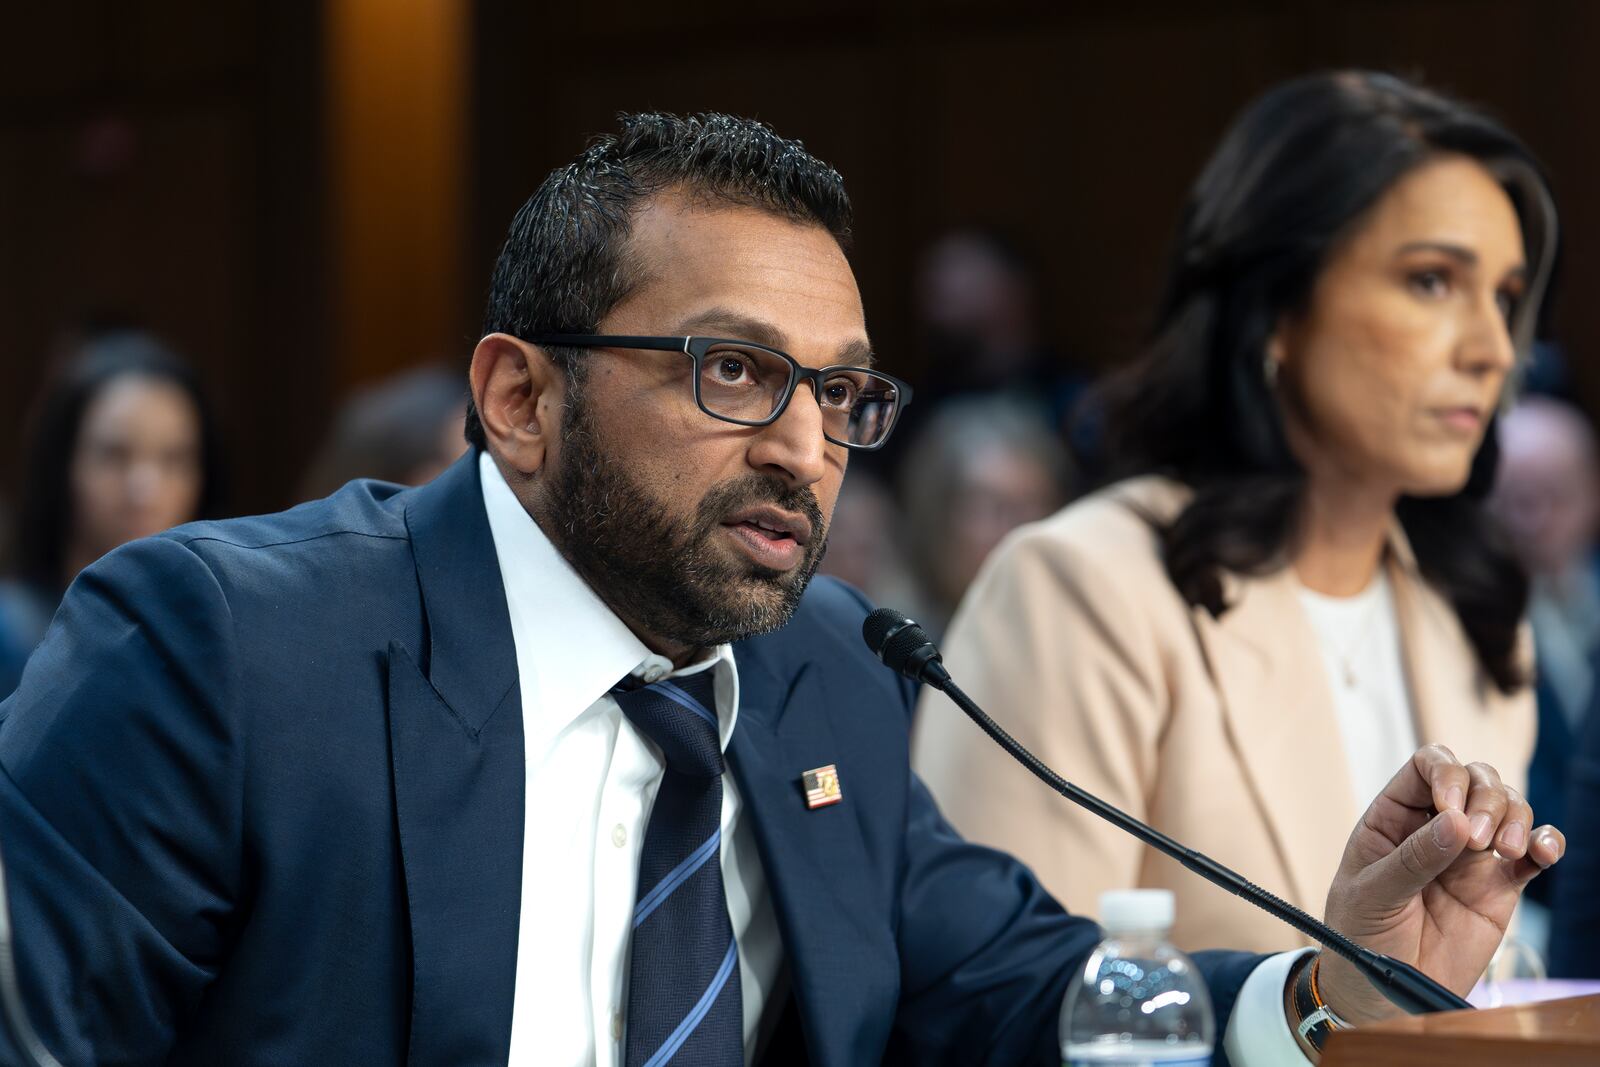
{"left": 530, "top": 192, "right": 866, "bottom": 655}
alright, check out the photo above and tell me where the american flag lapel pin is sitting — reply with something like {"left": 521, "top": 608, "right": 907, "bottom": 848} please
{"left": 802, "top": 764, "right": 843, "bottom": 809}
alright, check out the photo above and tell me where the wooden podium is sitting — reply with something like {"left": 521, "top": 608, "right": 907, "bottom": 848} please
{"left": 1321, "top": 993, "right": 1600, "bottom": 1066}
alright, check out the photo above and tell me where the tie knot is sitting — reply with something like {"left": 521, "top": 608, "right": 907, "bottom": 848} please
{"left": 613, "top": 670, "right": 724, "bottom": 778}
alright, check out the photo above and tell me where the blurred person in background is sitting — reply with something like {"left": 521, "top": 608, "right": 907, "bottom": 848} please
{"left": 916, "top": 228, "right": 1055, "bottom": 399}
{"left": 0, "top": 500, "right": 24, "bottom": 698}
{"left": 1550, "top": 666, "right": 1600, "bottom": 975}
{"left": 0, "top": 330, "right": 225, "bottom": 698}
{"left": 899, "top": 228, "right": 1099, "bottom": 471}
{"left": 814, "top": 469, "right": 919, "bottom": 610}
{"left": 1490, "top": 397, "right": 1600, "bottom": 842}
{"left": 913, "top": 71, "right": 1555, "bottom": 953}
{"left": 297, "top": 364, "right": 469, "bottom": 501}
{"left": 897, "top": 395, "right": 1072, "bottom": 637}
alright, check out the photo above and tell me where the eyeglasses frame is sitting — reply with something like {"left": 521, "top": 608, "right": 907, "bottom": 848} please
{"left": 527, "top": 333, "right": 914, "bottom": 451}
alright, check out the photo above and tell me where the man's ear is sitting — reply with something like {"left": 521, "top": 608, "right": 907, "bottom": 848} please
{"left": 469, "top": 333, "right": 564, "bottom": 476}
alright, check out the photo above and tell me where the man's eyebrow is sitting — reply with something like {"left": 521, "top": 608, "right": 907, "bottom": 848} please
{"left": 676, "top": 307, "right": 876, "bottom": 367}
{"left": 835, "top": 339, "right": 875, "bottom": 368}
{"left": 675, "top": 309, "right": 788, "bottom": 349}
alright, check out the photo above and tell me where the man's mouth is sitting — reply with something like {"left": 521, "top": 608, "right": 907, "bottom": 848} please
{"left": 719, "top": 507, "right": 813, "bottom": 570}
{"left": 722, "top": 507, "right": 813, "bottom": 546}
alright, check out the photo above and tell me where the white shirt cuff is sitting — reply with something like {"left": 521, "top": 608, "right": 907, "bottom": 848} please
{"left": 1222, "top": 948, "right": 1315, "bottom": 1067}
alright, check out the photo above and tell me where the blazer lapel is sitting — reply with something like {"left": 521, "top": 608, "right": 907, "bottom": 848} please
{"left": 388, "top": 453, "right": 525, "bottom": 1066}
{"left": 728, "top": 649, "right": 899, "bottom": 1067}
{"left": 1191, "top": 568, "right": 1358, "bottom": 913}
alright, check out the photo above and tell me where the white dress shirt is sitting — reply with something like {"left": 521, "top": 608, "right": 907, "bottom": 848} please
{"left": 483, "top": 454, "right": 781, "bottom": 1066}
{"left": 480, "top": 451, "right": 1307, "bottom": 1065}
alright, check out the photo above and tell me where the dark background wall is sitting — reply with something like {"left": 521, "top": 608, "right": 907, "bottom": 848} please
{"left": 3, "top": 0, "right": 1595, "bottom": 514}
{"left": 0, "top": 1, "right": 326, "bottom": 513}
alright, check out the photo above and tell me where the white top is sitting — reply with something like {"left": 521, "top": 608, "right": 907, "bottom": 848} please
{"left": 481, "top": 451, "right": 1306, "bottom": 1065}
{"left": 483, "top": 453, "right": 781, "bottom": 1066}
{"left": 1296, "top": 570, "right": 1419, "bottom": 810}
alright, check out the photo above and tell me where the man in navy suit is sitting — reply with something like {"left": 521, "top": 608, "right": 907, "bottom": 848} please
{"left": 0, "top": 113, "right": 1564, "bottom": 1065}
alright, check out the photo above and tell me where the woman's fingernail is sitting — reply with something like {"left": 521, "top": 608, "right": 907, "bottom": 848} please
{"left": 1434, "top": 813, "right": 1461, "bottom": 849}
{"left": 1470, "top": 813, "right": 1492, "bottom": 847}
{"left": 1446, "top": 787, "right": 1465, "bottom": 812}
{"left": 1502, "top": 822, "right": 1526, "bottom": 851}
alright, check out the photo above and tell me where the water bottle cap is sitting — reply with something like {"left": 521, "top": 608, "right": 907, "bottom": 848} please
{"left": 1098, "top": 888, "right": 1174, "bottom": 933}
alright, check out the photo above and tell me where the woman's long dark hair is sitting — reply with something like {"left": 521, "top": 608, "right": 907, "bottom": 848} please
{"left": 9, "top": 330, "right": 227, "bottom": 597}
{"left": 1096, "top": 71, "right": 1557, "bottom": 694}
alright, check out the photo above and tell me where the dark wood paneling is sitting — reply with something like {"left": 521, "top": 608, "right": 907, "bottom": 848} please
{"left": 5, "top": 1, "right": 1596, "bottom": 519}
{"left": 326, "top": 0, "right": 469, "bottom": 390}
{"left": 471, "top": 0, "right": 1595, "bottom": 412}
{"left": 0, "top": 1, "right": 326, "bottom": 515}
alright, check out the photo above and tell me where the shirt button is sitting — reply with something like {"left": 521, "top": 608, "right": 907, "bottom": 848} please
{"left": 611, "top": 823, "right": 627, "bottom": 848}
{"left": 641, "top": 665, "right": 666, "bottom": 683}
{"left": 612, "top": 1011, "right": 624, "bottom": 1041}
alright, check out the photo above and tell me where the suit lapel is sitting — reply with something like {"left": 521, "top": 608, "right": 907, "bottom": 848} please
{"left": 388, "top": 453, "right": 525, "bottom": 1066}
{"left": 729, "top": 648, "right": 899, "bottom": 1067}
{"left": 1191, "top": 568, "right": 1357, "bottom": 912}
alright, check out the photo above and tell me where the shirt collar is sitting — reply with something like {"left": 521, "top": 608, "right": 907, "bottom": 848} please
{"left": 477, "top": 451, "right": 738, "bottom": 751}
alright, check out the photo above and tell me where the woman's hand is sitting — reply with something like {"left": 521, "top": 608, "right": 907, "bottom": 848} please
{"left": 1316, "top": 743, "right": 1564, "bottom": 1024}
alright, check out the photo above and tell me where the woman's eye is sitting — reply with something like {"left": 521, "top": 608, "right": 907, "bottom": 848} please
{"left": 1408, "top": 268, "right": 1451, "bottom": 298}
{"left": 1496, "top": 288, "right": 1521, "bottom": 322}
{"left": 88, "top": 442, "right": 134, "bottom": 469}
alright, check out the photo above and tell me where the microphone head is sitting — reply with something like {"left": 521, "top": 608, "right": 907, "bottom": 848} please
{"left": 862, "top": 608, "right": 946, "bottom": 685}
{"left": 862, "top": 607, "right": 912, "bottom": 659}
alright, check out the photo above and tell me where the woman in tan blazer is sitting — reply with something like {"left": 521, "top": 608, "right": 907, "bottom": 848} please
{"left": 911, "top": 72, "right": 1558, "bottom": 954}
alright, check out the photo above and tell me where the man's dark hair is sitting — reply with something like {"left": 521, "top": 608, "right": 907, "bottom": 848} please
{"left": 466, "top": 111, "right": 854, "bottom": 448}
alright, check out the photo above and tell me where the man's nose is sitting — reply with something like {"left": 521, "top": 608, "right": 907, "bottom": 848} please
{"left": 746, "top": 382, "right": 829, "bottom": 488}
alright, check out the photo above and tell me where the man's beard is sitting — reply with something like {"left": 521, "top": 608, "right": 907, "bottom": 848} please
{"left": 535, "top": 394, "right": 828, "bottom": 651}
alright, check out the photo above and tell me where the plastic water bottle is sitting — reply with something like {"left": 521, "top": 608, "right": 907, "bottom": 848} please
{"left": 1060, "top": 889, "right": 1215, "bottom": 1066}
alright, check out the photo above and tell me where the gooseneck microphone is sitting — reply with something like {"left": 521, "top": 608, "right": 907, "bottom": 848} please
{"left": 863, "top": 608, "right": 1472, "bottom": 1018}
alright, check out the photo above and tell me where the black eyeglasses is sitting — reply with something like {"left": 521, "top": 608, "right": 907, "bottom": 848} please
{"left": 529, "top": 334, "right": 913, "bottom": 451}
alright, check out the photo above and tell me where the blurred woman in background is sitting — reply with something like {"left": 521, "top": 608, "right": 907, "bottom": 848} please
{"left": 0, "top": 331, "right": 224, "bottom": 697}
{"left": 912, "top": 71, "right": 1556, "bottom": 952}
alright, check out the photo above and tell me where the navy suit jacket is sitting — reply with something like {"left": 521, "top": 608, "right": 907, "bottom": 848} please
{"left": 0, "top": 453, "right": 1263, "bottom": 1065}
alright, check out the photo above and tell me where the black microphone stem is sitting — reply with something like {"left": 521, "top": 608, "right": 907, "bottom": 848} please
{"left": 930, "top": 668, "right": 1472, "bottom": 1017}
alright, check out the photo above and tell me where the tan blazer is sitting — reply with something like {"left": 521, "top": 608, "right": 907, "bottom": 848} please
{"left": 910, "top": 475, "right": 1534, "bottom": 954}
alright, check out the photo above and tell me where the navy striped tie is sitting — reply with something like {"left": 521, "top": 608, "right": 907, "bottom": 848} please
{"left": 615, "top": 670, "right": 743, "bottom": 1067}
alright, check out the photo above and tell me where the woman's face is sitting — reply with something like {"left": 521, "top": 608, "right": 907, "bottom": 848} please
{"left": 1273, "top": 154, "right": 1527, "bottom": 499}
{"left": 71, "top": 374, "right": 204, "bottom": 561}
